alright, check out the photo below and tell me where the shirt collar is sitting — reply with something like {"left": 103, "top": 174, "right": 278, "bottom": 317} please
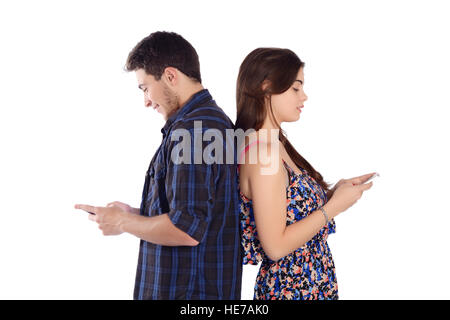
{"left": 161, "top": 88, "right": 211, "bottom": 137}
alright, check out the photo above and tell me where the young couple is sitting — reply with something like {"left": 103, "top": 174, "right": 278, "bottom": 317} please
{"left": 74, "top": 31, "right": 374, "bottom": 300}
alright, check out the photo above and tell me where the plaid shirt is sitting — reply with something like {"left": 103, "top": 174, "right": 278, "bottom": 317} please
{"left": 134, "top": 89, "right": 242, "bottom": 300}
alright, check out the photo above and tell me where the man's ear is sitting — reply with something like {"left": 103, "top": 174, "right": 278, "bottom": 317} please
{"left": 163, "top": 67, "right": 178, "bottom": 86}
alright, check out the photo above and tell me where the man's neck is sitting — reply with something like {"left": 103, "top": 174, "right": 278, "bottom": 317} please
{"left": 177, "top": 83, "right": 205, "bottom": 108}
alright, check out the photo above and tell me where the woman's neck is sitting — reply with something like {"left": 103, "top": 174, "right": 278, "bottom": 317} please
{"left": 255, "top": 116, "right": 281, "bottom": 143}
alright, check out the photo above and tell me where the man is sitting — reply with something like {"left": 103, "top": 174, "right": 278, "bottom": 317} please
{"left": 75, "top": 31, "right": 242, "bottom": 299}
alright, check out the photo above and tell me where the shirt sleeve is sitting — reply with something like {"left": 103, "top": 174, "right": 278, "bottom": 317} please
{"left": 164, "top": 125, "right": 217, "bottom": 243}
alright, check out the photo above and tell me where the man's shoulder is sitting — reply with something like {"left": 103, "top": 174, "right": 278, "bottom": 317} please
{"left": 175, "top": 103, "right": 234, "bottom": 131}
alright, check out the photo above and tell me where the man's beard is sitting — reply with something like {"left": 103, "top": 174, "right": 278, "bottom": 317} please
{"left": 162, "top": 83, "right": 180, "bottom": 118}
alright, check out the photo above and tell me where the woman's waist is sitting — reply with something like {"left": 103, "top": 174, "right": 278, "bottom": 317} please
{"left": 261, "top": 236, "right": 332, "bottom": 266}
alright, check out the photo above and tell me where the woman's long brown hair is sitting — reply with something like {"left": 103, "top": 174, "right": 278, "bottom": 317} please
{"left": 235, "top": 47, "right": 333, "bottom": 199}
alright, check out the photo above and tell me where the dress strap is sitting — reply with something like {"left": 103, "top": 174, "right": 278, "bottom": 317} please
{"left": 281, "top": 159, "right": 294, "bottom": 175}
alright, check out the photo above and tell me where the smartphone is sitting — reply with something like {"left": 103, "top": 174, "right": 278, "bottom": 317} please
{"left": 352, "top": 172, "right": 379, "bottom": 186}
{"left": 365, "top": 172, "right": 380, "bottom": 183}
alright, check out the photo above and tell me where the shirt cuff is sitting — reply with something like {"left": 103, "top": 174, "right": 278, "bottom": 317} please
{"left": 167, "top": 209, "right": 209, "bottom": 244}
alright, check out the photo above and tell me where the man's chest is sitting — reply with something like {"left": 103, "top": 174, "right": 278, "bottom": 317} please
{"left": 141, "top": 145, "right": 169, "bottom": 216}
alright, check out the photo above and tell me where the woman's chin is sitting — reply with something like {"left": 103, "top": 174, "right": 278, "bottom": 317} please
{"left": 287, "top": 114, "right": 301, "bottom": 122}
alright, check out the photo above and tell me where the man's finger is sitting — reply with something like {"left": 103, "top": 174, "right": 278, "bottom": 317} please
{"left": 107, "top": 201, "right": 121, "bottom": 207}
{"left": 74, "top": 204, "right": 98, "bottom": 215}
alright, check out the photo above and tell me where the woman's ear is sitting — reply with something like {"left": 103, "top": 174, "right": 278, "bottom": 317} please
{"left": 261, "top": 80, "right": 272, "bottom": 104}
{"left": 261, "top": 79, "right": 271, "bottom": 92}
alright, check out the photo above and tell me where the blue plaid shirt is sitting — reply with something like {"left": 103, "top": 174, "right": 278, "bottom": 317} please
{"left": 134, "top": 89, "right": 242, "bottom": 299}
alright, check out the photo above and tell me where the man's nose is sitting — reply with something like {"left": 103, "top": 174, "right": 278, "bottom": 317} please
{"left": 144, "top": 96, "right": 153, "bottom": 107}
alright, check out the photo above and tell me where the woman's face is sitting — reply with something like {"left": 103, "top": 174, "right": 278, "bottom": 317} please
{"left": 269, "top": 68, "right": 308, "bottom": 123}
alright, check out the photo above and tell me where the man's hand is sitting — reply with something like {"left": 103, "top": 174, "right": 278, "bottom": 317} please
{"left": 75, "top": 202, "right": 199, "bottom": 246}
{"left": 74, "top": 203, "right": 130, "bottom": 236}
{"left": 106, "top": 201, "right": 140, "bottom": 215}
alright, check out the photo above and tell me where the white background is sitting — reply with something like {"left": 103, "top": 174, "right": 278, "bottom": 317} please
{"left": 1, "top": 0, "right": 449, "bottom": 299}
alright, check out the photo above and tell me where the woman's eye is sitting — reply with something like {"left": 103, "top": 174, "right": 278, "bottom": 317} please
{"left": 293, "top": 88, "right": 299, "bottom": 92}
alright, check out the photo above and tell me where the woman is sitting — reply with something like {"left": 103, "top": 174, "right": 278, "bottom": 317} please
{"left": 235, "top": 48, "right": 374, "bottom": 300}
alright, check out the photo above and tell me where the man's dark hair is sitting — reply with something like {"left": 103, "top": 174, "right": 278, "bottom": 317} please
{"left": 125, "top": 31, "right": 202, "bottom": 83}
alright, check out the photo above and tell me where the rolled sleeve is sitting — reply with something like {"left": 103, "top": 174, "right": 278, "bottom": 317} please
{"left": 168, "top": 208, "right": 210, "bottom": 244}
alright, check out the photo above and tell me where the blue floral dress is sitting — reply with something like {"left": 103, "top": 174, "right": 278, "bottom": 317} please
{"left": 239, "top": 159, "right": 338, "bottom": 300}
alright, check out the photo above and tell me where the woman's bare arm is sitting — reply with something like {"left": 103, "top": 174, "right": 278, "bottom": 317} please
{"left": 245, "top": 142, "right": 339, "bottom": 261}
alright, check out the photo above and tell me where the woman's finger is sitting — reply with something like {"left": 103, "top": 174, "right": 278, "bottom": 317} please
{"left": 350, "top": 172, "right": 377, "bottom": 185}
{"left": 359, "top": 181, "right": 373, "bottom": 191}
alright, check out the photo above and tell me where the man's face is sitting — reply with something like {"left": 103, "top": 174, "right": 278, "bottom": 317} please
{"left": 135, "top": 68, "right": 179, "bottom": 121}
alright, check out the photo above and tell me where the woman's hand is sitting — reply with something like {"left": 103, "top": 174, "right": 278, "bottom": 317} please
{"left": 326, "top": 180, "right": 373, "bottom": 218}
{"left": 327, "top": 172, "right": 376, "bottom": 199}
{"left": 336, "top": 172, "right": 377, "bottom": 188}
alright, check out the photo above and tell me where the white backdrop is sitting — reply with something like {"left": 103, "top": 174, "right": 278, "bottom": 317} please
{"left": 1, "top": 0, "right": 449, "bottom": 299}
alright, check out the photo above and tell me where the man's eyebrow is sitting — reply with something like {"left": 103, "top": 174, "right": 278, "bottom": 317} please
{"left": 295, "top": 79, "right": 304, "bottom": 85}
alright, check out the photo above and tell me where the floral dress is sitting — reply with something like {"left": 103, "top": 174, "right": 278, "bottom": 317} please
{"left": 239, "top": 159, "right": 338, "bottom": 300}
